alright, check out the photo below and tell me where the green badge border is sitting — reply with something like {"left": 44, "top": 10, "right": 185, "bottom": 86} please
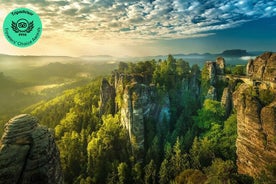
{"left": 3, "top": 7, "right": 43, "bottom": 48}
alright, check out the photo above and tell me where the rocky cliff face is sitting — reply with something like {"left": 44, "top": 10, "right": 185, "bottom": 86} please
{"left": 221, "top": 87, "right": 232, "bottom": 117}
{"left": 215, "top": 57, "right": 225, "bottom": 75}
{"left": 0, "top": 114, "right": 63, "bottom": 184}
{"left": 233, "top": 84, "right": 276, "bottom": 178}
{"left": 233, "top": 53, "right": 276, "bottom": 179}
{"left": 205, "top": 57, "right": 226, "bottom": 100}
{"left": 247, "top": 52, "right": 276, "bottom": 82}
{"left": 182, "top": 66, "right": 201, "bottom": 100}
{"left": 99, "top": 78, "right": 116, "bottom": 115}
{"left": 120, "top": 83, "right": 158, "bottom": 154}
{"left": 113, "top": 72, "right": 169, "bottom": 154}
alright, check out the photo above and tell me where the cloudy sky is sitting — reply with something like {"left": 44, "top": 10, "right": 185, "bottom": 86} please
{"left": 0, "top": 0, "right": 276, "bottom": 57}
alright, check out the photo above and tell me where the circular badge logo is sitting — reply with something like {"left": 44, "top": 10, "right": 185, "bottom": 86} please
{"left": 3, "top": 8, "right": 42, "bottom": 48}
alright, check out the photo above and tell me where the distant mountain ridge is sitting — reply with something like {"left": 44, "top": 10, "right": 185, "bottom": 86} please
{"left": 220, "top": 49, "right": 248, "bottom": 57}
{"left": 0, "top": 49, "right": 269, "bottom": 60}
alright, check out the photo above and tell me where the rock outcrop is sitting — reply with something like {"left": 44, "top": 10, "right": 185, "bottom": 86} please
{"left": 205, "top": 57, "right": 226, "bottom": 100}
{"left": 233, "top": 52, "right": 276, "bottom": 180}
{"left": 247, "top": 52, "right": 276, "bottom": 82}
{"left": 215, "top": 57, "right": 225, "bottom": 75}
{"left": 221, "top": 87, "right": 232, "bottom": 117}
{"left": 206, "top": 86, "right": 217, "bottom": 100}
{"left": 206, "top": 61, "right": 217, "bottom": 86}
{"left": 182, "top": 65, "right": 201, "bottom": 100}
{"left": 121, "top": 83, "right": 157, "bottom": 155}
{"left": 112, "top": 72, "right": 170, "bottom": 157}
{"left": 99, "top": 78, "right": 116, "bottom": 115}
{"left": 0, "top": 114, "right": 63, "bottom": 184}
{"left": 233, "top": 84, "right": 276, "bottom": 178}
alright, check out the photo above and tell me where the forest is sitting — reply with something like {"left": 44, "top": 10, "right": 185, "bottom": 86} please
{"left": 1, "top": 55, "right": 274, "bottom": 184}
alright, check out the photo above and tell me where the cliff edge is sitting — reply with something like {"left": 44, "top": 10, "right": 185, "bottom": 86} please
{"left": 233, "top": 52, "right": 276, "bottom": 180}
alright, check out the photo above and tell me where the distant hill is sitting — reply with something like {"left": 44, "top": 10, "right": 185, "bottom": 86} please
{"left": 0, "top": 72, "right": 21, "bottom": 90}
{"left": 220, "top": 49, "right": 249, "bottom": 57}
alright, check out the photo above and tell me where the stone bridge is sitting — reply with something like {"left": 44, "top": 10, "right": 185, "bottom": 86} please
{"left": 225, "top": 74, "right": 252, "bottom": 85}
{"left": 224, "top": 74, "right": 276, "bottom": 89}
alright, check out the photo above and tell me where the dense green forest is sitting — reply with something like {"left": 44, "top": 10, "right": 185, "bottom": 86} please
{"left": 2, "top": 55, "right": 273, "bottom": 183}
{"left": 16, "top": 55, "right": 267, "bottom": 184}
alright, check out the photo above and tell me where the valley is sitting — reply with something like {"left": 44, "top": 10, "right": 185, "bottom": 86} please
{"left": 0, "top": 52, "right": 275, "bottom": 183}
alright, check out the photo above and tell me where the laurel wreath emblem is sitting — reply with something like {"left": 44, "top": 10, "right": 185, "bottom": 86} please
{"left": 11, "top": 20, "right": 34, "bottom": 33}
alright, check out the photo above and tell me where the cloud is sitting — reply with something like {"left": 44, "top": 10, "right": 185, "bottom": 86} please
{"left": 1, "top": 0, "right": 276, "bottom": 40}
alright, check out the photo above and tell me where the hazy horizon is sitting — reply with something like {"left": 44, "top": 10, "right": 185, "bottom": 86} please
{"left": 0, "top": 49, "right": 273, "bottom": 58}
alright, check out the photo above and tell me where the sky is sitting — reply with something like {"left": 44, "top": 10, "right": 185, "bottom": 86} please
{"left": 0, "top": 0, "right": 276, "bottom": 57}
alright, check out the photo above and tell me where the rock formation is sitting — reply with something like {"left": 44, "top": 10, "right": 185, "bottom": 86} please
{"left": 99, "top": 78, "right": 116, "bottom": 115}
{"left": 216, "top": 57, "right": 225, "bottom": 75}
{"left": 221, "top": 87, "right": 232, "bottom": 117}
{"left": 121, "top": 83, "right": 157, "bottom": 155}
{"left": 182, "top": 66, "right": 201, "bottom": 100}
{"left": 232, "top": 53, "right": 276, "bottom": 179}
{"left": 111, "top": 71, "right": 171, "bottom": 156}
{"left": 233, "top": 84, "right": 276, "bottom": 178}
{"left": 247, "top": 52, "right": 276, "bottom": 82}
{"left": 205, "top": 57, "right": 226, "bottom": 100}
{"left": 206, "top": 61, "right": 217, "bottom": 86}
{"left": 0, "top": 114, "right": 63, "bottom": 184}
{"left": 206, "top": 86, "right": 217, "bottom": 100}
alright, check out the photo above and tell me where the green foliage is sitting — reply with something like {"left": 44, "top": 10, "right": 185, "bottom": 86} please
{"left": 225, "top": 66, "right": 232, "bottom": 74}
{"left": 118, "top": 60, "right": 156, "bottom": 84}
{"left": 117, "top": 162, "right": 128, "bottom": 184}
{"left": 159, "top": 158, "right": 171, "bottom": 184}
{"left": 204, "top": 123, "right": 223, "bottom": 148}
{"left": 159, "top": 138, "right": 190, "bottom": 183}
{"left": 194, "top": 99, "right": 225, "bottom": 131}
{"left": 176, "top": 59, "right": 190, "bottom": 78}
{"left": 171, "top": 138, "right": 190, "bottom": 175}
{"left": 174, "top": 169, "right": 207, "bottom": 184}
{"left": 132, "top": 162, "right": 143, "bottom": 184}
{"left": 153, "top": 55, "right": 190, "bottom": 90}
{"left": 246, "top": 87, "right": 275, "bottom": 106}
{"left": 163, "top": 141, "right": 172, "bottom": 159}
{"left": 225, "top": 64, "right": 246, "bottom": 75}
{"left": 32, "top": 79, "right": 101, "bottom": 129}
{"left": 87, "top": 114, "right": 130, "bottom": 183}
{"left": 144, "top": 160, "right": 157, "bottom": 184}
{"left": 145, "top": 136, "right": 161, "bottom": 165}
{"left": 193, "top": 98, "right": 237, "bottom": 162}
{"left": 259, "top": 89, "right": 275, "bottom": 106}
{"left": 189, "top": 137, "right": 215, "bottom": 169}
{"left": 255, "top": 163, "right": 276, "bottom": 184}
{"left": 118, "top": 62, "right": 129, "bottom": 72}
{"left": 58, "top": 131, "right": 85, "bottom": 183}
{"left": 232, "top": 65, "right": 246, "bottom": 75}
{"left": 219, "top": 114, "right": 237, "bottom": 161}
{"left": 204, "top": 158, "right": 236, "bottom": 184}
{"left": 145, "top": 119, "right": 157, "bottom": 158}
